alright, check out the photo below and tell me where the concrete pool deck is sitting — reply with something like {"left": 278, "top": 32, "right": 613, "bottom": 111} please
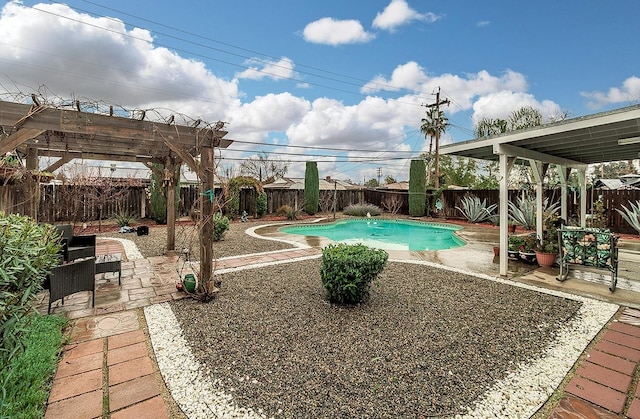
{"left": 255, "top": 219, "right": 640, "bottom": 309}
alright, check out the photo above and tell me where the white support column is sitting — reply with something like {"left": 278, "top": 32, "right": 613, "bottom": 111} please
{"left": 499, "top": 153, "right": 510, "bottom": 276}
{"left": 558, "top": 166, "right": 569, "bottom": 223}
{"left": 529, "top": 159, "right": 544, "bottom": 241}
{"left": 578, "top": 168, "right": 587, "bottom": 227}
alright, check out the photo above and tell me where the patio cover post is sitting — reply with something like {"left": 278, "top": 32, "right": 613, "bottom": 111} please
{"left": 578, "top": 169, "right": 587, "bottom": 227}
{"left": 529, "top": 160, "right": 546, "bottom": 242}
{"left": 558, "top": 166, "right": 570, "bottom": 222}
{"left": 498, "top": 153, "right": 514, "bottom": 276}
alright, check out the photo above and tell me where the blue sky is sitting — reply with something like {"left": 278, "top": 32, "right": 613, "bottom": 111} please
{"left": 1, "top": 0, "right": 639, "bottom": 182}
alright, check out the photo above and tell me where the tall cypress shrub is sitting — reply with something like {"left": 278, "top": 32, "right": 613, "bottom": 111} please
{"left": 409, "top": 159, "right": 426, "bottom": 216}
{"left": 304, "top": 161, "right": 319, "bottom": 215}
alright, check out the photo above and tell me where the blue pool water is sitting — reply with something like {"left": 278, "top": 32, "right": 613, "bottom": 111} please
{"left": 280, "top": 219, "right": 465, "bottom": 251}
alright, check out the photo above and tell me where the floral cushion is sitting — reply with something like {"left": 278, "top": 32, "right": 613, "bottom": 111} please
{"left": 560, "top": 227, "right": 616, "bottom": 268}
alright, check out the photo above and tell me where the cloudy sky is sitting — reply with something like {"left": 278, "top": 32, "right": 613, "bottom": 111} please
{"left": 1, "top": 0, "right": 639, "bottom": 182}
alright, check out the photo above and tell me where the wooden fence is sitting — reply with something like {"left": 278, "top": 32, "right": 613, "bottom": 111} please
{"left": 1, "top": 183, "right": 639, "bottom": 233}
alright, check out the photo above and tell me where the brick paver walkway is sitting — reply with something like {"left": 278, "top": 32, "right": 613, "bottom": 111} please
{"left": 549, "top": 308, "right": 640, "bottom": 418}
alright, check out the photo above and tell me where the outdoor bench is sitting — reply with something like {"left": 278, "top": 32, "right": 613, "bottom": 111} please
{"left": 557, "top": 226, "right": 619, "bottom": 292}
{"left": 47, "top": 257, "right": 96, "bottom": 314}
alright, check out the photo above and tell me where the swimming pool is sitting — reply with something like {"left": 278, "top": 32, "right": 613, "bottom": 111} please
{"left": 280, "top": 219, "right": 465, "bottom": 251}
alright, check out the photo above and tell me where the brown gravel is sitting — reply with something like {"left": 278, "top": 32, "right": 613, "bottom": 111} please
{"left": 171, "top": 258, "right": 582, "bottom": 418}
{"left": 99, "top": 220, "right": 294, "bottom": 260}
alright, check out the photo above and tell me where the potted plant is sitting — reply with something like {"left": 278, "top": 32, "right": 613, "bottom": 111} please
{"left": 535, "top": 239, "right": 559, "bottom": 267}
{"left": 508, "top": 235, "right": 524, "bottom": 259}
{"left": 519, "top": 234, "right": 538, "bottom": 263}
{"left": 535, "top": 212, "right": 561, "bottom": 267}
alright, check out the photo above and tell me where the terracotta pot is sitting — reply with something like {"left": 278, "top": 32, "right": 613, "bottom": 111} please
{"left": 493, "top": 246, "right": 500, "bottom": 256}
{"left": 535, "top": 251, "right": 557, "bottom": 268}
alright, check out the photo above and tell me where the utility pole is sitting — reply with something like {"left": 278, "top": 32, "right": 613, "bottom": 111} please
{"left": 377, "top": 167, "right": 382, "bottom": 185}
{"left": 425, "top": 87, "right": 450, "bottom": 189}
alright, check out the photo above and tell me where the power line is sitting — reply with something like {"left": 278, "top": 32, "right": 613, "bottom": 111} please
{"left": 37, "top": 1, "right": 433, "bottom": 106}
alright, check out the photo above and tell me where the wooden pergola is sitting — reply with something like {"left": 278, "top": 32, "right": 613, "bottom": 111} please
{"left": 0, "top": 99, "right": 233, "bottom": 287}
{"left": 441, "top": 104, "right": 640, "bottom": 277}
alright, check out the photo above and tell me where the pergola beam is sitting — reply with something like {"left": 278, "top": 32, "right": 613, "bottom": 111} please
{"left": 0, "top": 128, "right": 44, "bottom": 154}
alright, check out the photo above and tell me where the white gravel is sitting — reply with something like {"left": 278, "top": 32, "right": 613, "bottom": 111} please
{"left": 144, "top": 255, "right": 618, "bottom": 419}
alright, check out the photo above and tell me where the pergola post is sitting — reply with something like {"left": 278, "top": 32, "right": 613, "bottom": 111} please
{"left": 25, "top": 147, "right": 39, "bottom": 220}
{"left": 199, "top": 144, "right": 214, "bottom": 290}
{"left": 165, "top": 159, "right": 180, "bottom": 256}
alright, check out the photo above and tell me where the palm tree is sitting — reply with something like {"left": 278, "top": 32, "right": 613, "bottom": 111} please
{"left": 420, "top": 107, "right": 448, "bottom": 187}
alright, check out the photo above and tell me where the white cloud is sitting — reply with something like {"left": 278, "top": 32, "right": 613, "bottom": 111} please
{"left": 477, "top": 20, "right": 490, "bottom": 27}
{"left": 302, "top": 17, "right": 374, "bottom": 46}
{"left": 580, "top": 76, "right": 640, "bottom": 109}
{"left": 0, "top": 1, "right": 239, "bottom": 119}
{"left": 226, "top": 92, "right": 309, "bottom": 140}
{"left": 362, "top": 62, "right": 529, "bottom": 112}
{"left": 372, "top": 0, "right": 440, "bottom": 32}
{"left": 471, "top": 91, "right": 562, "bottom": 123}
{"left": 235, "top": 57, "right": 296, "bottom": 81}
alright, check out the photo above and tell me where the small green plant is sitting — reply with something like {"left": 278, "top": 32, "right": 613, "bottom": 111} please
{"left": 616, "top": 200, "right": 640, "bottom": 234}
{"left": 112, "top": 209, "right": 137, "bottom": 227}
{"left": 212, "top": 212, "right": 230, "bottom": 241}
{"left": 508, "top": 235, "right": 525, "bottom": 251}
{"left": 320, "top": 243, "right": 388, "bottom": 304}
{"left": 588, "top": 196, "right": 608, "bottom": 228}
{"left": 343, "top": 203, "right": 382, "bottom": 217}
{"left": 256, "top": 192, "right": 267, "bottom": 218}
{"left": 0, "top": 313, "right": 68, "bottom": 418}
{"left": 455, "top": 195, "right": 497, "bottom": 223}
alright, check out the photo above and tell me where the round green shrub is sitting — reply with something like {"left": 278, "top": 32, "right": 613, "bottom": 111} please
{"left": 213, "top": 213, "right": 230, "bottom": 241}
{"left": 320, "top": 243, "right": 388, "bottom": 304}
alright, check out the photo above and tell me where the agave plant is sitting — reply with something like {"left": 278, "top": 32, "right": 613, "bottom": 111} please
{"left": 616, "top": 200, "right": 640, "bottom": 234}
{"left": 455, "top": 195, "right": 497, "bottom": 223}
{"left": 508, "top": 196, "right": 559, "bottom": 230}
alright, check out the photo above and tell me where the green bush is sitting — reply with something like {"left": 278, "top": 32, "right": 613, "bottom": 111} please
{"left": 0, "top": 313, "right": 67, "bottom": 418}
{"left": 256, "top": 192, "right": 267, "bottom": 217}
{"left": 320, "top": 243, "right": 388, "bottom": 304}
{"left": 213, "top": 213, "right": 230, "bottom": 241}
{"left": 304, "top": 162, "right": 319, "bottom": 215}
{"left": 409, "top": 159, "right": 426, "bottom": 216}
{"left": 112, "top": 209, "right": 137, "bottom": 227}
{"left": 0, "top": 213, "right": 61, "bottom": 365}
{"left": 343, "top": 203, "right": 382, "bottom": 217}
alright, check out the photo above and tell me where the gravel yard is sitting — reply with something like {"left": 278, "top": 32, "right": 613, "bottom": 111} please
{"left": 169, "top": 259, "right": 583, "bottom": 418}
{"left": 99, "top": 220, "right": 295, "bottom": 260}
{"left": 134, "top": 221, "right": 618, "bottom": 418}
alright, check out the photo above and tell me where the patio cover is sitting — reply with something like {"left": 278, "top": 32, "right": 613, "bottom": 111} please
{"left": 440, "top": 104, "right": 640, "bottom": 276}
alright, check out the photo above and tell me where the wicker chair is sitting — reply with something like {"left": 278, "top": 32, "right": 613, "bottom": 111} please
{"left": 48, "top": 257, "right": 96, "bottom": 314}
{"left": 55, "top": 225, "right": 96, "bottom": 262}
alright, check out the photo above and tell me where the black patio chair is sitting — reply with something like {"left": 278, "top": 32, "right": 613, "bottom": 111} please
{"left": 55, "top": 225, "right": 96, "bottom": 262}
{"left": 47, "top": 256, "right": 96, "bottom": 314}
